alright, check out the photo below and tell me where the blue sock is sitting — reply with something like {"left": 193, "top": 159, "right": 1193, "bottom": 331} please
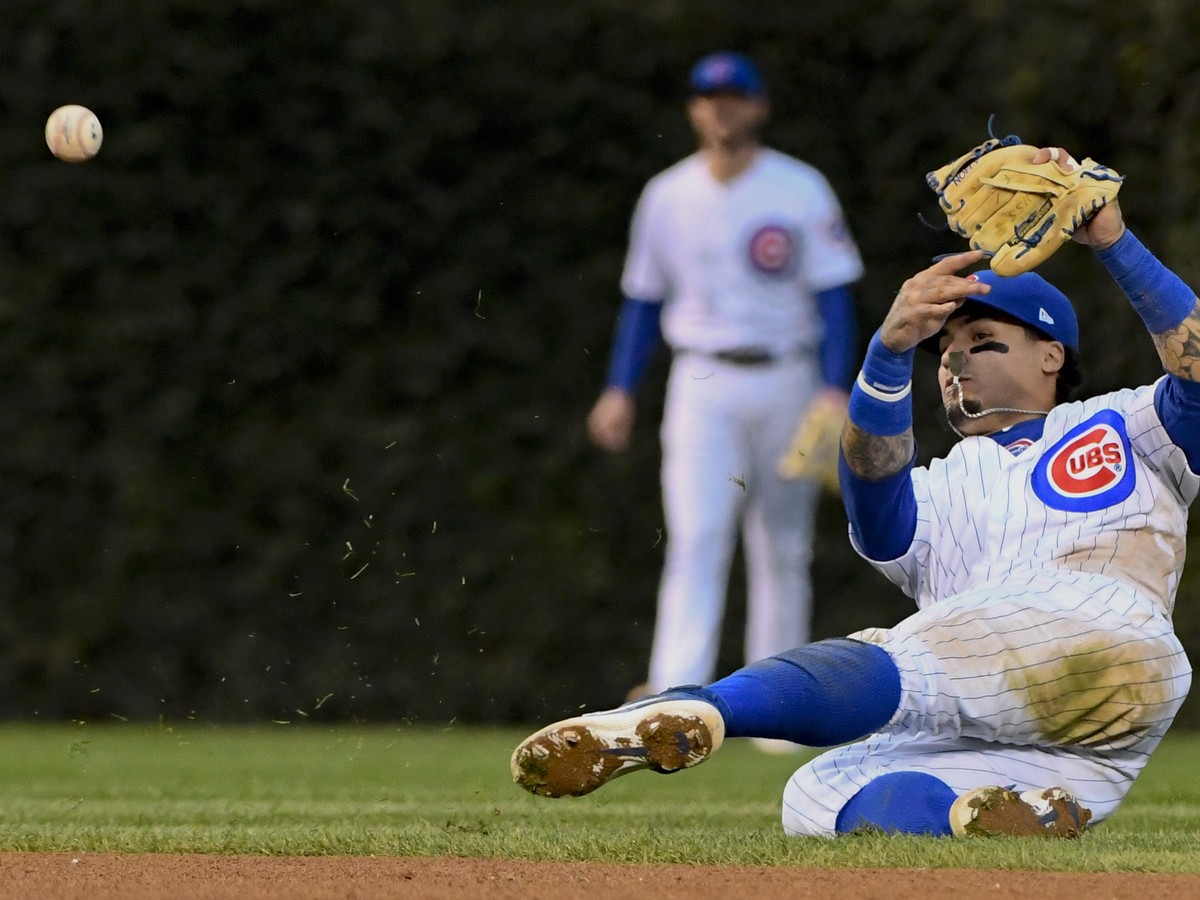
{"left": 835, "top": 771, "right": 956, "bottom": 836}
{"left": 673, "top": 638, "right": 901, "bottom": 746}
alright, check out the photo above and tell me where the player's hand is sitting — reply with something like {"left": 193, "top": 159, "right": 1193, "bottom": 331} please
{"left": 880, "top": 250, "right": 990, "bottom": 353}
{"left": 1031, "top": 146, "right": 1126, "bottom": 251}
{"left": 587, "top": 388, "right": 636, "bottom": 452}
{"left": 815, "top": 385, "right": 850, "bottom": 410}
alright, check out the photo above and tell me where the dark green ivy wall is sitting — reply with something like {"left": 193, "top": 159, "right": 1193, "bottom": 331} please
{"left": 1, "top": 0, "right": 1199, "bottom": 725}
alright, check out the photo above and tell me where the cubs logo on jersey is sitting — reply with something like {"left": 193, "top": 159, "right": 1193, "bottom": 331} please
{"left": 1031, "top": 409, "right": 1135, "bottom": 512}
{"left": 747, "top": 224, "right": 796, "bottom": 277}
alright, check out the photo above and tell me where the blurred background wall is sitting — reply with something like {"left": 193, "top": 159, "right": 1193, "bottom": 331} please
{"left": 1, "top": 0, "right": 1198, "bottom": 725}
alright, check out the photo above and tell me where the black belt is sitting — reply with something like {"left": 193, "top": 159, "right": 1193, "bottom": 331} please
{"left": 680, "top": 347, "right": 785, "bottom": 366}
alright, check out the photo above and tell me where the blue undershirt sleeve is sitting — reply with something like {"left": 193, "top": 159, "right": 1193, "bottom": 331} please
{"left": 838, "top": 456, "right": 918, "bottom": 561}
{"left": 1098, "top": 230, "right": 1196, "bottom": 334}
{"left": 839, "top": 330, "right": 919, "bottom": 560}
{"left": 604, "top": 297, "right": 663, "bottom": 392}
{"left": 1154, "top": 375, "right": 1200, "bottom": 473}
{"left": 1097, "top": 230, "right": 1200, "bottom": 472}
{"left": 816, "top": 284, "right": 857, "bottom": 390}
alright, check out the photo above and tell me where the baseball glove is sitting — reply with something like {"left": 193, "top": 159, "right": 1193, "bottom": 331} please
{"left": 777, "top": 392, "right": 847, "bottom": 493}
{"left": 926, "top": 135, "right": 1123, "bottom": 275}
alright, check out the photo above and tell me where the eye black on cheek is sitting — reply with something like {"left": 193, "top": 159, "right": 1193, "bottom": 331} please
{"left": 969, "top": 341, "right": 1010, "bottom": 355}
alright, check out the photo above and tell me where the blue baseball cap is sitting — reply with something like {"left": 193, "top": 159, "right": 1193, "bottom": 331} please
{"left": 688, "top": 52, "right": 766, "bottom": 97}
{"left": 920, "top": 269, "right": 1079, "bottom": 353}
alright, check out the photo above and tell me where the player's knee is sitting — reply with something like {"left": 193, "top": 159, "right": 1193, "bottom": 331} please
{"left": 782, "top": 769, "right": 957, "bottom": 838}
{"left": 834, "top": 771, "right": 956, "bottom": 836}
{"left": 770, "top": 639, "right": 902, "bottom": 744}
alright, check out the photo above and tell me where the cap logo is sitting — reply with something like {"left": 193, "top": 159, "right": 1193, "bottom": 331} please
{"left": 703, "top": 57, "right": 736, "bottom": 82}
{"left": 1031, "top": 410, "right": 1135, "bottom": 512}
{"left": 1039, "top": 308, "right": 1055, "bottom": 325}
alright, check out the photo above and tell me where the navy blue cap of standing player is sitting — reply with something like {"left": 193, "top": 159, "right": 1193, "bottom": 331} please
{"left": 688, "top": 52, "right": 767, "bottom": 97}
{"left": 920, "top": 269, "right": 1079, "bottom": 352}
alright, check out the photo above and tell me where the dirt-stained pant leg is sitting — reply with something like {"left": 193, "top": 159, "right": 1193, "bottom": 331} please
{"left": 780, "top": 575, "right": 1191, "bottom": 837}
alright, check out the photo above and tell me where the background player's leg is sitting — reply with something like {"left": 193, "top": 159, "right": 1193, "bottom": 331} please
{"left": 742, "top": 359, "right": 821, "bottom": 670}
{"left": 647, "top": 358, "right": 747, "bottom": 690}
{"left": 741, "top": 460, "right": 819, "bottom": 666}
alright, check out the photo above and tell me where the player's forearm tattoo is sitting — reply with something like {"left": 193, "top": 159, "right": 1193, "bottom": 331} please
{"left": 840, "top": 421, "right": 914, "bottom": 479}
{"left": 1153, "top": 300, "right": 1200, "bottom": 381}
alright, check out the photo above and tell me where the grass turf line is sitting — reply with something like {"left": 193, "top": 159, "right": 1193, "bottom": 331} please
{"left": 0, "top": 723, "right": 1196, "bottom": 870}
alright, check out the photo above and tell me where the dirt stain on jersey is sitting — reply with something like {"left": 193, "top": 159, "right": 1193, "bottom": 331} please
{"left": 1053, "top": 522, "right": 1185, "bottom": 615}
{"left": 1009, "top": 640, "right": 1177, "bottom": 747}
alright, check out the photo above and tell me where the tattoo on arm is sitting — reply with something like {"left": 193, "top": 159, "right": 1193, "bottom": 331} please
{"left": 841, "top": 420, "right": 915, "bottom": 479}
{"left": 1153, "top": 300, "right": 1200, "bottom": 380}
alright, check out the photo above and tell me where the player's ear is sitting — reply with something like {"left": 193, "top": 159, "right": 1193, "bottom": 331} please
{"left": 1041, "top": 341, "right": 1065, "bottom": 376}
{"left": 753, "top": 98, "right": 771, "bottom": 127}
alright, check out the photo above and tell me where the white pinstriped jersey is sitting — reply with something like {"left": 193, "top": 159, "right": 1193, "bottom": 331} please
{"left": 857, "top": 378, "right": 1198, "bottom": 617}
{"left": 781, "top": 379, "right": 1197, "bottom": 837}
{"left": 620, "top": 148, "right": 863, "bottom": 355}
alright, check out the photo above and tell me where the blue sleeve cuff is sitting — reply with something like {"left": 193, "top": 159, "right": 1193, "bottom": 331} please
{"left": 816, "top": 284, "right": 857, "bottom": 390}
{"left": 605, "top": 297, "right": 663, "bottom": 391}
{"left": 848, "top": 331, "right": 915, "bottom": 436}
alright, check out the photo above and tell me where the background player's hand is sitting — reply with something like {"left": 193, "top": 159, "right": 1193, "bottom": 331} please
{"left": 880, "top": 250, "right": 990, "bottom": 352}
{"left": 1031, "top": 146, "right": 1126, "bottom": 251}
{"left": 815, "top": 385, "right": 850, "bottom": 408}
{"left": 587, "top": 387, "right": 636, "bottom": 452}
{"left": 777, "top": 387, "right": 848, "bottom": 489}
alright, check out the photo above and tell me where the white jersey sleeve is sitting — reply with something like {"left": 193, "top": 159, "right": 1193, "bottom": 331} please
{"left": 795, "top": 169, "right": 863, "bottom": 293}
{"left": 620, "top": 181, "right": 670, "bottom": 302}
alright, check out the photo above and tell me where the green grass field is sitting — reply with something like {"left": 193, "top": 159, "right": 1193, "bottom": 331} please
{"left": 1, "top": 723, "right": 1197, "bottom": 872}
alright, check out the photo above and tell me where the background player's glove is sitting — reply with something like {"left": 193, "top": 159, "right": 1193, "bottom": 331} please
{"left": 777, "top": 391, "right": 846, "bottom": 493}
{"left": 927, "top": 136, "right": 1123, "bottom": 275}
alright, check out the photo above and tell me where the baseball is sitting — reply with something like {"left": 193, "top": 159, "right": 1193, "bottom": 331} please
{"left": 45, "top": 105, "right": 103, "bottom": 162}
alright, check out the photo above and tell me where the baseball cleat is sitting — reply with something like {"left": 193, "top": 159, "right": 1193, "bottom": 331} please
{"left": 949, "top": 785, "right": 1092, "bottom": 838}
{"left": 511, "top": 695, "right": 725, "bottom": 798}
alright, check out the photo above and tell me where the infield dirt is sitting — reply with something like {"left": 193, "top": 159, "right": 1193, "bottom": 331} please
{"left": 2, "top": 854, "right": 1198, "bottom": 900}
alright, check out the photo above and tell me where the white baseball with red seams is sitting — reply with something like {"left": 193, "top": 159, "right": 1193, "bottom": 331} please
{"left": 45, "top": 105, "right": 103, "bottom": 162}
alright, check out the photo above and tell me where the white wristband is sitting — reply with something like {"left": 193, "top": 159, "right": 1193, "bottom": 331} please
{"left": 855, "top": 371, "right": 912, "bottom": 402}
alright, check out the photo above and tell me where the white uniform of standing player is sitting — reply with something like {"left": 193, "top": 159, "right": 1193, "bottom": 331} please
{"left": 626, "top": 147, "right": 863, "bottom": 691}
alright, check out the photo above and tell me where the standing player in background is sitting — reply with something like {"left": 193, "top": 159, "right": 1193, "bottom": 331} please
{"left": 515, "top": 143, "right": 1197, "bottom": 838}
{"left": 587, "top": 51, "right": 864, "bottom": 715}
